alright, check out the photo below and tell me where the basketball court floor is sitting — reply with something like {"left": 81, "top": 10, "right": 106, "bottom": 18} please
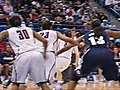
{"left": 0, "top": 81, "right": 119, "bottom": 90}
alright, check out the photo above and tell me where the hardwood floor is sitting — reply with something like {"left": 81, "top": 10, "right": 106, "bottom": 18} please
{"left": 1, "top": 81, "right": 119, "bottom": 90}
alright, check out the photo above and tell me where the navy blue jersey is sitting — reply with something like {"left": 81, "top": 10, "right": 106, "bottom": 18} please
{"left": 0, "top": 52, "right": 15, "bottom": 64}
{"left": 84, "top": 30, "right": 109, "bottom": 48}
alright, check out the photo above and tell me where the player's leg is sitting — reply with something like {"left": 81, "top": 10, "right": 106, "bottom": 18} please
{"left": 11, "top": 83, "right": 20, "bottom": 90}
{"left": 44, "top": 52, "right": 56, "bottom": 83}
{"left": 67, "top": 81, "right": 77, "bottom": 90}
{"left": 102, "top": 59, "right": 118, "bottom": 81}
{"left": 56, "top": 57, "right": 70, "bottom": 81}
{"left": 67, "top": 69, "right": 81, "bottom": 90}
{"left": 11, "top": 53, "right": 31, "bottom": 90}
{"left": 99, "top": 50, "right": 119, "bottom": 81}
{"left": 37, "top": 82, "right": 51, "bottom": 90}
{"left": 29, "top": 51, "right": 50, "bottom": 90}
{"left": 19, "top": 84, "right": 27, "bottom": 90}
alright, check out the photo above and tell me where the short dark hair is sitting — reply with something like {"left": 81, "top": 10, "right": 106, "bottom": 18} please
{"left": 41, "top": 20, "right": 52, "bottom": 30}
{"left": 9, "top": 16, "right": 21, "bottom": 27}
{"left": 64, "top": 29, "right": 72, "bottom": 38}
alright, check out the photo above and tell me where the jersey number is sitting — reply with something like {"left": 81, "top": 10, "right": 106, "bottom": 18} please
{"left": 16, "top": 30, "right": 30, "bottom": 40}
{"left": 40, "top": 32, "right": 49, "bottom": 38}
{"left": 88, "top": 36, "right": 105, "bottom": 45}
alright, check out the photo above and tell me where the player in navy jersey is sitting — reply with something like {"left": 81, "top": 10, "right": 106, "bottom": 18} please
{"left": 57, "top": 19, "right": 120, "bottom": 90}
{"left": 0, "top": 16, "right": 50, "bottom": 90}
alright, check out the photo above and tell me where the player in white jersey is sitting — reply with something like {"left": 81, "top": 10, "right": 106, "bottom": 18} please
{"left": 0, "top": 16, "right": 50, "bottom": 90}
{"left": 35, "top": 20, "right": 80, "bottom": 84}
{"left": 55, "top": 30, "right": 80, "bottom": 82}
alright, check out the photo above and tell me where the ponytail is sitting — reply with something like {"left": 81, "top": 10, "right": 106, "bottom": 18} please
{"left": 94, "top": 26, "right": 103, "bottom": 38}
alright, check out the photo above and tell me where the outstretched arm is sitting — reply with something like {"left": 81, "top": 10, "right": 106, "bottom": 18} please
{"left": 57, "top": 31, "right": 80, "bottom": 46}
{"left": 57, "top": 43, "right": 74, "bottom": 55}
{"left": 76, "top": 35, "right": 84, "bottom": 43}
{"left": 73, "top": 46, "right": 80, "bottom": 67}
{"left": 106, "top": 30, "right": 120, "bottom": 38}
{"left": 57, "top": 35, "right": 85, "bottom": 55}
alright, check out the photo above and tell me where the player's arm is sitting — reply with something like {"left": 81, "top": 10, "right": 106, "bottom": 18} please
{"left": 76, "top": 35, "right": 84, "bottom": 43}
{"left": 57, "top": 31, "right": 80, "bottom": 46}
{"left": 73, "top": 46, "right": 80, "bottom": 67}
{"left": 57, "top": 43, "right": 74, "bottom": 55}
{"left": 33, "top": 31, "right": 47, "bottom": 57}
{"left": 57, "top": 35, "right": 86, "bottom": 55}
{"left": 106, "top": 30, "right": 120, "bottom": 38}
{"left": 0, "top": 30, "right": 9, "bottom": 41}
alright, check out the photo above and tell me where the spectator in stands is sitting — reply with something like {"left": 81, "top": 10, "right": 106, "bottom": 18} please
{"left": 0, "top": 44, "right": 15, "bottom": 81}
{"left": 109, "top": 21, "right": 117, "bottom": 30}
{"left": 65, "top": 16, "right": 75, "bottom": 29}
{"left": 40, "top": 16, "right": 48, "bottom": 23}
{"left": 0, "top": 40, "right": 6, "bottom": 52}
{"left": 105, "top": 0, "right": 118, "bottom": 7}
{"left": 66, "top": 5, "right": 76, "bottom": 16}
{"left": 98, "top": 10, "right": 108, "bottom": 23}
{"left": 26, "top": 18, "right": 33, "bottom": 28}
{"left": 83, "top": 19, "right": 92, "bottom": 31}
{"left": 0, "top": 14, "right": 7, "bottom": 25}
{"left": 29, "top": 9, "right": 40, "bottom": 23}
{"left": 76, "top": 6, "right": 85, "bottom": 18}
{"left": 74, "top": 0, "right": 82, "bottom": 11}
{"left": 0, "top": 4, "right": 4, "bottom": 14}
{"left": 0, "top": 0, "right": 6, "bottom": 6}
{"left": 115, "top": 38, "right": 120, "bottom": 52}
{"left": 54, "top": 16, "right": 64, "bottom": 24}
{"left": 53, "top": 16, "right": 64, "bottom": 29}
{"left": 31, "top": 2, "right": 41, "bottom": 15}
{"left": 3, "top": 1, "right": 13, "bottom": 15}
{"left": 85, "top": 6, "right": 92, "bottom": 16}
{"left": 91, "top": 7, "right": 99, "bottom": 18}
{"left": 101, "top": 19, "right": 109, "bottom": 29}
{"left": 113, "top": 47, "right": 120, "bottom": 59}
{"left": 13, "top": 2, "right": 23, "bottom": 14}
{"left": 80, "top": 0, "right": 92, "bottom": 9}
{"left": 114, "top": 1, "right": 120, "bottom": 13}
{"left": 19, "top": 7, "right": 30, "bottom": 22}
{"left": 81, "top": 12, "right": 90, "bottom": 23}
{"left": 50, "top": 1, "right": 60, "bottom": 17}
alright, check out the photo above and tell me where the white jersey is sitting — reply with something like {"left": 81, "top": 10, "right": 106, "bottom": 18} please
{"left": 36, "top": 30, "right": 58, "bottom": 52}
{"left": 57, "top": 39, "right": 73, "bottom": 60}
{"left": 8, "top": 27, "right": 39, "bottom": 54}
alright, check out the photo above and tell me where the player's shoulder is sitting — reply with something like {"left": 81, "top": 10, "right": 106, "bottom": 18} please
{"left": 23, "top": 27, "right": 32, "bottom": 30}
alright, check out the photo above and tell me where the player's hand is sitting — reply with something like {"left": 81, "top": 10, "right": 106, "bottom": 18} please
{"left": 73, "top": 62, "right": 78, "bottom": 67}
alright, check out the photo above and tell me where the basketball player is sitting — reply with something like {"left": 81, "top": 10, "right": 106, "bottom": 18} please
{"left": 57, "top": 19, "right": 120, "bottom": 90}
{"left": 55, "top": 29, "right": 80, "bottom": 82}
{"left": 0, "top": 16, "right": 50, "bottom": 90}
{"left": 35, "top": 20, "right": 80, "bottom": 84}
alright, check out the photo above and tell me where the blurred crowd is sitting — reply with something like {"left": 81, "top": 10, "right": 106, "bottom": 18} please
{"left": 0, "top": 0, "right": 119, "bottom": 59}
{"left": 0, "top": 0, "right": 116, "bottom": 29}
